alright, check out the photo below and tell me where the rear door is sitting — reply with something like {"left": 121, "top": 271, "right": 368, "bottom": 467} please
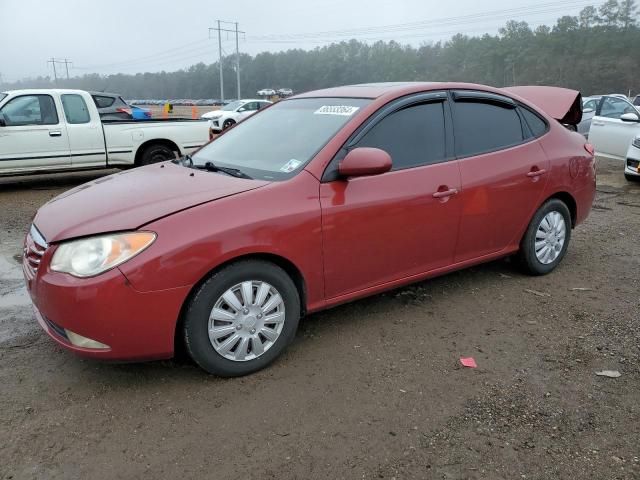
{"left": 320, "top": 94, "right": 462, "bottom": 298}
{"left": 589, "top": 96, "right": 640, "bottom": 160}
{"left": 60, "top": 93, "right": 106, "bottom": 167}
{"left": 451, "top": 91, "right": 550, "bottom": 262}
{"left": 0, "top": 93, "right": 71, "bottom": 172}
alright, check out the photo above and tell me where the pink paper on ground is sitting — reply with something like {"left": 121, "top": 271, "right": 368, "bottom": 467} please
{"left": 460, "top": 357, "right": 477, "bottom": 368}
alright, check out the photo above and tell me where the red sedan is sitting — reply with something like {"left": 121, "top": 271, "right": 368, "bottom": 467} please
{"left": 24, "top": 82, "right": 595, "bottom": 376}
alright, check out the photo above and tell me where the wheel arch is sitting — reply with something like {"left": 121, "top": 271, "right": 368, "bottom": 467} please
{"left": 173, "top": 252, "right": 308, "bottom": 357}
{"left": 134, "top": 138, "right": 180, "bottom": 166}
{"left": 544, "top": 191, "right": 577, "bottom": 228}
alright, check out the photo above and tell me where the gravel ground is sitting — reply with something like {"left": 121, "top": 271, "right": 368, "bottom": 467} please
{"left": 0, "top": 160, "right": 638, "bottom": 480}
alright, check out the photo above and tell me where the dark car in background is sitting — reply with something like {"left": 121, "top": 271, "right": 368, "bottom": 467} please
{"left": 89, "top": 92, "right": 133, "bottom": 120}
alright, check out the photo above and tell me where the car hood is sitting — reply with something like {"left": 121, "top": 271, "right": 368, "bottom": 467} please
{"left": 201, "top": 111, "right": 223, "bottom": 119}
{"left": 34, "top": 162, "right": 269, "bottom": 243}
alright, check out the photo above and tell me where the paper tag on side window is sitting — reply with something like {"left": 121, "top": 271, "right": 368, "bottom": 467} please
{"left": 280, "top": 159, "right": 302, "bottom": 173}
{"left": 314, "top": 105, "right": 360, "bottom": 116}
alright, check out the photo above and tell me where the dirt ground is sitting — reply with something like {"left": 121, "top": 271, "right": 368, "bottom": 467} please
{"left": 0, "top": 159, "right": 638, "bottom": 480}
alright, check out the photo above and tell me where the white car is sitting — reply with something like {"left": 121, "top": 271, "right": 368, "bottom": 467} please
{"left": 624, "top": 136, "right": 640, "bottom": 181}
{"left": 587, "top": 95, "right": 640, "bottom": 180}
{"left": 257, "top": 89, "right": 276, "bottom": 97}
{"left": 0, "top": 89, "right": 209, "bottom": 175}
{"left": 202, "top": 99, "right": 271, "bottom": 133}
{"left": 277, "top": 88, "right": 293, "bottom": 96}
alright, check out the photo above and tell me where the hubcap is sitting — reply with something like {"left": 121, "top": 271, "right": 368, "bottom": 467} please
{"left": 534, "top": 211, "right": 566, "bottom": 264}
{"left": 208, "top": 281, "right": 285, "bottom": 362}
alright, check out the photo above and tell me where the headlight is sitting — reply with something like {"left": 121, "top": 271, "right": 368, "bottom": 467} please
{"left": 633, "top": 137, "right": 640, "bottom": 149}
{"left": 50, "top": 231, "right": 156, "bottom": 277}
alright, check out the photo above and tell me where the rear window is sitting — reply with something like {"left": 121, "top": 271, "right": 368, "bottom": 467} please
{"left": 519, "top": 107, "right": 548, "bottom": 138}
{"left": 453, "top": 100, "right": 524, "bottom": 157}
{"left": 93, "top": 95, "right": 115, "bottom": 108}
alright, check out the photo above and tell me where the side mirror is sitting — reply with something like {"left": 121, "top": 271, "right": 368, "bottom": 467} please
{"left": 621, "top": 112, "right": 640, "bottom": 123}
{"left": 583, "top": 107, "right": 594, "bottom": 114}
{"left": 338, "top": 147, "right": 392, "bottom": 178}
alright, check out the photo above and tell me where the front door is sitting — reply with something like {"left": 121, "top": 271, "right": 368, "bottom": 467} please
{"left": 0, "top": 94, "right": 70, "bottom": 173}
{"left": 320, "top": 98, "right": 462, "bottom": 298}
{"left": 60, "top": 93, "right": 106, "bottom": 167}
{"left": 589, "top": 96, "right": 640, "bottom": 160}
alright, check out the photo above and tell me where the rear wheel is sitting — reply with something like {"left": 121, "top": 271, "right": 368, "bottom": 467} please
{"left": 518, "top": 199, "right": 572, "bottom": 275}
{"left": 183, "top": 260, "right": 300, "bottom": 377}
{"left": 139, "top": 143, "right": 176, "bottom": 166}
{"left": 625, "top": 173, "right": 640, "bottom": 182}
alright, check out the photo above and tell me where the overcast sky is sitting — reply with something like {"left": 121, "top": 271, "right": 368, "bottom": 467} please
{"left": 0, "top": 0, "right": 596, "bottom": 81}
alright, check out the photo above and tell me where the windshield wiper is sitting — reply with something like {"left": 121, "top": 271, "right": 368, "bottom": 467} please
{"left": 196, "top": 161, "right": 253, "bottom": 179}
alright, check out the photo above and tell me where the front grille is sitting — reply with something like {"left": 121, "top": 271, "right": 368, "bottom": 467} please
{"left": 627, "top": 158, "right": 640, "bottom": 170}
{"left": 23, "top": 225, "right": 47, "bottom": 280}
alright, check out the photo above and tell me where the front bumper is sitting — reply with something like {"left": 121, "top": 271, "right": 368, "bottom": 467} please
{"left": 25, "top": 246, "right": 191, "bottom": 361}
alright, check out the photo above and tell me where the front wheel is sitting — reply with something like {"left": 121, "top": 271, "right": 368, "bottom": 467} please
{"left": 222, "top": 119, "right": 236, "bottom": 130}
{"left": 183, "top": 260, "right": 300, "bottom": 377}
{"left": 517, "top": 199, "right": 572, "bottom": 275}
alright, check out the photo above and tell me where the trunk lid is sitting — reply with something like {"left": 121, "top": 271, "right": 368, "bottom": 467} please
{"left": 503, "top": 86, "right": 583, "bottom": 126}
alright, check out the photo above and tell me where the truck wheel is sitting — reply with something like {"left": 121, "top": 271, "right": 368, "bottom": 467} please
{"left": 139, "top": 144, "right": 176, "bottom": 166}
{"left": 183, "top": 260, "right": 300, "bottom": 377}
{"left": 222, "top": 119, "right": 236, "bottom": 130}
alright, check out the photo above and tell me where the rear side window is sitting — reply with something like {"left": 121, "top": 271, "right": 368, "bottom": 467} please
{"left": 453, "top": 100, "right": 524, "bottom": 157}
{"left": 519, "top": 107, "right": 548, "bottom": 138}
{"left": 0, "top": 94, "right": 58, "bottom": 126}
{"left": 61, "top": 94, "right": 91, "bottom": 124}
{"left": 355, "top": 102, "right": 447, "bottom": 170}
{"left": 93, "top": 95, "right": 115, "bottom": 108}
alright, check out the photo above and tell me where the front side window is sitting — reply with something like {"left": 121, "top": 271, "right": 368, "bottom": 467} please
{"left": 599, "top": 96, "right": 637, "bottom": 119}
{"left": 61, "top": 94, "right": 91, "bottom": 124}
{"left": 355, "top": 102, "right": 447, "bottom": 170}
{"left": 0, "top": 94, "right": 58, "bottom": 126}
{"left": 192, "top": 97, "right": 371, "bottom": 180}
{"left": 453, "top": 100, "right": 524, "bottom": 157}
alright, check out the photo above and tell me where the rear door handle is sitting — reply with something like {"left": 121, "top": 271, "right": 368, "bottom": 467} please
{"left": 49, "top": 131, "right": 62, "bottom": 137}
{"left": 432, "top": 188, "right": 459, "bottom": 198}
{"left": 527, "top": 169, "right": 547, "bottom": 178}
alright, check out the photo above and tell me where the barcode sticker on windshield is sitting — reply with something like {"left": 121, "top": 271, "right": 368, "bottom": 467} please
{"left": 280, "top": 159, "right": 302, "bottom": 173}
{"left": 314, "top": 105, "right": 360, "bottom": 116}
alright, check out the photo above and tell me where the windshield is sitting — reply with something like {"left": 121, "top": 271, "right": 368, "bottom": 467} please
{"left": 192, "top": 97, "right": 371, "bottom": 180}
{"left": 222, "top": 100, "right": 245, "bottom": 111}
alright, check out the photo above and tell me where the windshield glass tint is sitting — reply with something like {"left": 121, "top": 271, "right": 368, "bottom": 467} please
{"left": 192, "top": 97, "right": 371, "bottom": 180}
{"left": 222, "top": 100, "right": 244, "bottom": 111}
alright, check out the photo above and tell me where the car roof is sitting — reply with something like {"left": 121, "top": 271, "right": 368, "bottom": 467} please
{"left": 4, "top": 89, "right": 92, "bottom": 96}
{"left": 290, "top": 82, "right": 512, "bottom": 100}
{"left": 88, "top": 91, "right": 123, "bottom": 97}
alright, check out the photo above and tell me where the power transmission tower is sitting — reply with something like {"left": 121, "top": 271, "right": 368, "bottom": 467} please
{"left": 209, "top": 21, "right": 245, "bottom": 101}
{"left": 48, "top": 58, "right": 58, "bottom": 85}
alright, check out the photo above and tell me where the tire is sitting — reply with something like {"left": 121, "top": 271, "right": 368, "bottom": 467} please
{"left": 139, "top": 143, "right": 176, "bottom": 166}
{"left": 625, "top": 173, "right": 640, "bottom": 182}
{"left": 183, "top": 260, "right": 301, "bottom": 377}
{"left": 517, "top": 199, "right": 572, "bottom": 276}
{"left": 222, "top": 119, "right": 235, "bottom": 130}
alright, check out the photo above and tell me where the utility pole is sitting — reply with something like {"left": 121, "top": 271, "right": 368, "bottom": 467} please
{"left": 62, "top": 59, "right": 72, "bottom": 80}
{"left": 209, "top": 21, "right": 245, "bottom": 101}
{"left": 235, "top": 22, "right": 241, "bottom": 99}
{"left": 48, "top": 58, "right": 58, "bottom": 85}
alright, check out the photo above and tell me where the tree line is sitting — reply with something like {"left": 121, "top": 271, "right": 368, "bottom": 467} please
{"left": 3, "top": 0, "right": 640, "bottom": 99}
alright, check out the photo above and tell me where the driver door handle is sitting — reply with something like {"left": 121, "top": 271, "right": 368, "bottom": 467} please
{"left": 527, "top": 169, "right": 547, "bottom": 178}
{"left": 49, "top": 131, "right": 62, "bottom": 137}
{"left": 432, "top": 188, "right": 459, "bottom": 198}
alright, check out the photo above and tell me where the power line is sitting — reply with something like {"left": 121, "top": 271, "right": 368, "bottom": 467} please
{"left": 248, "top": 0, "right": 594, "bottom": 41}
{"left": 210, "top": 20, "right": 244, "bottom": 101}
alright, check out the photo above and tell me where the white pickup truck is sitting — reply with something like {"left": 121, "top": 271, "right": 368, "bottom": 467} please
{"left": 0, "top": 89, "right": 210, "bottom": 176}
